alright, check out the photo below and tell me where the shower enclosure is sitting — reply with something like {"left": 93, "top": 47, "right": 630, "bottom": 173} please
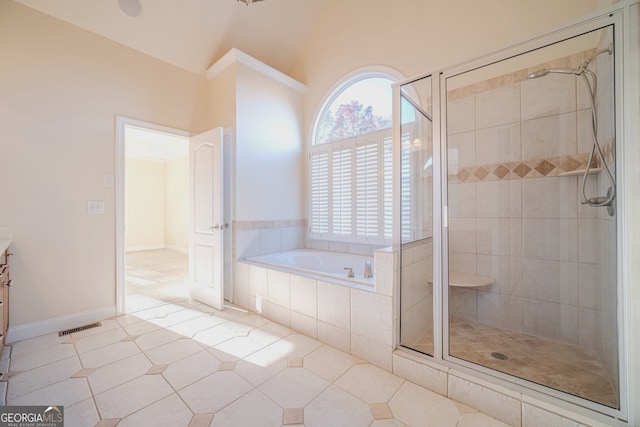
{"left": 397, "top": 11, "right": 623, "bottom": 417}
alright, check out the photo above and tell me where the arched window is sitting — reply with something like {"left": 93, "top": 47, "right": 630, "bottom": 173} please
{"left": 309, "top": 70, "right": 401, "bottom": 244}
{"left": 314, "top": 77, "right": 393, "bottom": 145}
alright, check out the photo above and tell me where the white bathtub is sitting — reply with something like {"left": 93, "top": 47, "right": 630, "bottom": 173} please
{"left": 245, "top": 249, "right": 374, "bottom": 287}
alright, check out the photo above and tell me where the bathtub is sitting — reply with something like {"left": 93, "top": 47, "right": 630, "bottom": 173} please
{"left": 245, "top": 249, "right": 374, "bottom": 287}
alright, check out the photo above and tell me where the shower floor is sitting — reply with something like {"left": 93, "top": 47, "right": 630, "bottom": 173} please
{"left": 408, "top": 318, "right": 618, "bottom": 408}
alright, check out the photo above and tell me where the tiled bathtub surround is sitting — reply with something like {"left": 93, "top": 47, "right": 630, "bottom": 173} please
{"left": 232, "top": 220, "right": 306, "bottom": 260}
{"left": 234, "top": 247, "right": 396, "bottom": 371}
{"left": 307, "top": 239, "right": 384, "bottom": 257}
{"left": 443, "top": 39, "right": 618, "bottom": 409}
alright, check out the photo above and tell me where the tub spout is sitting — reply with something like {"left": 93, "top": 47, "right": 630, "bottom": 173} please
{"left": 364, "top": 261, "right": 373, "bottom": 278}
{"left": 344, "top": 267, "right": 354, "bottom": 278}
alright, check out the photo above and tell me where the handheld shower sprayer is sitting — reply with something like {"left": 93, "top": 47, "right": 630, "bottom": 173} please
{"left": 527, "top": 68, "right": 576, "bottom": 79}
{"left": 527, "top": 70, "right": 550, "bottom": 79}
{"left": 527, "top": 44, "right": 613, "bottom": 80}
{"left": 526, "top": 44, "right": 615, "bottom": 214}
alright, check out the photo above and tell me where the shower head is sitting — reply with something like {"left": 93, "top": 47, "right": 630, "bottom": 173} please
{"left": 527, "top": 68, "right": 580, "bottom": 79}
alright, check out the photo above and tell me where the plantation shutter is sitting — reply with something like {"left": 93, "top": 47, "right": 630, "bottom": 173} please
{"left": 383, "top": 136, "right": 394, "bottom": 241}
{"left": 310, "top": 127, "right": 402, "bottom": 244}
{"left": 332, "top": 147, "right": 352, "bottom": 237}
{"left": 356, "top": 142, "right": 379, "bottom": 239}
{"left": 310, "top": 151, "right": 329, "bottom": 234}
{"left": 400, "top": 134, "right": 412, "bottom": 242}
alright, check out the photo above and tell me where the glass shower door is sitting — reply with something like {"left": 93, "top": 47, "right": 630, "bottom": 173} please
{"left": 398, "top": 75, "right": 434, "bottom": 355}
{"left": 444, "top": 26, "right": 619, "bottom": 408}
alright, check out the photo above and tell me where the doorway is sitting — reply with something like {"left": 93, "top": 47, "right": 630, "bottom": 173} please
{"left": 124, "top": 124, "right": 190, "bottom": 312}
{"left": 115, "top": 118, "right": 233, "bottom": 315}
{"left": 116, "top": 117, "right": 191, "bottom": 314}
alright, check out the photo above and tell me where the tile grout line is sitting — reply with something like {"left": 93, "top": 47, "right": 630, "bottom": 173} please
{"left": 75, "top": 323, "right": 123, "bottom": 422}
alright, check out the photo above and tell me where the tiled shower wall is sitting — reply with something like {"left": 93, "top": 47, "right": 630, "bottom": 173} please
{"left": 446, "top": 46, "right": 617, "bottom": 380}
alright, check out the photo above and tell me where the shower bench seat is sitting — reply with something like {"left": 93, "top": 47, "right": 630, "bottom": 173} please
{"left": 428, "top": 271, "right": 495, "bottom": 288}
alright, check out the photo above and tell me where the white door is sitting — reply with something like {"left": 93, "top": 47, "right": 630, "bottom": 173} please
{"left": 189, "top": 128, "right": 225, "bottom": 310}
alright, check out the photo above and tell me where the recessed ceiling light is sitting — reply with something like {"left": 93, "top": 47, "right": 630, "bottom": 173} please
{"left": 119, "top": 0, "right": 142, "bottom": 18}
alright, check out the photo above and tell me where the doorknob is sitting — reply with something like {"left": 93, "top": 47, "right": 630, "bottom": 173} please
{"left": 210, "top": 223, "right": 229, "bottom": 231}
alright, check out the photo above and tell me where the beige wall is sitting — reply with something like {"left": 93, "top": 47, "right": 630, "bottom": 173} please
{"left": 0, "top": 1, "right": 209, "bottom": 327}
{"left": 125, "top": 159, "right": 165, "bottom": 251}
{"left": 207, "top": 59, "right": 306, "bottom": 262}
{"left": 165, "top": 155, "right": 189, "bottom": 250}
{"left": 125, "top": 156, "right": 188, "bottom": 252}
{"left": 208, "top": 64, "right": 237, "bottom": 130}
{"left": 235, "top": 63, "right": 305, "bottom": 222}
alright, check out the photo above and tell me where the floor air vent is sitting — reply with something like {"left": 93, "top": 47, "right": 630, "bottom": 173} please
{"left": 58, "top": 322, "right": 102, "bottom": 337}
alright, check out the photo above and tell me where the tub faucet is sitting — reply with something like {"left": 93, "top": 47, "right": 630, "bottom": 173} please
{"left": 364, "top": 261, "right": 373, "bottom": 278}
{"left": 344, "top": 267, "right": 354, "bottom": 278}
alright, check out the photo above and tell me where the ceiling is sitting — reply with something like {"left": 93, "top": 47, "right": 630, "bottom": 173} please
{"left": 13, "top": 0, "right": 330, "bottom": 76}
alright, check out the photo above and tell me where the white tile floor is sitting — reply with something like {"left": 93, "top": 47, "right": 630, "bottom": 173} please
{"left": 0, "top": 300, "right": 511, "bottom": 427}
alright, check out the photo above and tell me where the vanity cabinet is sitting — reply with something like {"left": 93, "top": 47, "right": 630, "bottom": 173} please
{"left": 0, "top": 248, "right": 11, "bottom": 348}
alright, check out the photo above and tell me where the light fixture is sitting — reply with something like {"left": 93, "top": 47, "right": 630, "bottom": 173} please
{"left": 237, "top": 0, "right": 266, "bottom": 5}
{"left": 119, "top": 0, "right": 142, "bottom": 17}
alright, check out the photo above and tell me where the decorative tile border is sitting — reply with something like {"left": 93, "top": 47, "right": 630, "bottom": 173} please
{"left": 449, "top": 152, "right": 599, "bottom": 184}
{"left": 448, "top": 136, "right": 614, "bottom": 183}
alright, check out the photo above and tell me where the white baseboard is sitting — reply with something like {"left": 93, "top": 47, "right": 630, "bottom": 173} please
{"left": 6, "top": 306, "right": 116, "bottom": 343}
{"left": 125, "top": 245, "right": 165, "bottom": 252}
{"left": 125, "top": 245, "right": 188, "bottom": 254}
{"left": 165, "top": 245, "right": 188, "bottom": 254}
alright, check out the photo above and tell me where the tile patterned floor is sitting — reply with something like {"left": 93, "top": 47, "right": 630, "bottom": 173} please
{"left": 409, "top": 318, "right": 618, "bottom": 408}
{"left": 0, "top": 301, "right": 511, "bottom": 427}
